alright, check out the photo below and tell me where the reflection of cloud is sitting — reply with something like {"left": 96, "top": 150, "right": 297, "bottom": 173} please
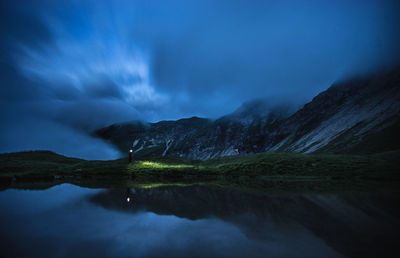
{"left": 89, "top": 186, "right": 399, "bottom": 257}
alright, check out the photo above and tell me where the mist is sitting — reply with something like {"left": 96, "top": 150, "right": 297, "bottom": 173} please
{"left": 1, "top": 0, "right": 399, "bottom": 159}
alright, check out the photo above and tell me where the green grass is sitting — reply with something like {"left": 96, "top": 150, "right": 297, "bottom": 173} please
{"left": 131, "top": 161, "right": 195, "bottom": 169}
{"left": 1, "top": 150, "right": 399, "bottom": 192}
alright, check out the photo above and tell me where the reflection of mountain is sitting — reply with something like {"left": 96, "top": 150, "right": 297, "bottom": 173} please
{"left": 90, "top": 186, "right": 400, "bottom": 258}
{"left": 96, "top": 68, "right": 400, "bottom": 159}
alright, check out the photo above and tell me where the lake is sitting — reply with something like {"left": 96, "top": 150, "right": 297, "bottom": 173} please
{"left": 0, "top": 184, "right": 399, "bottom": 257}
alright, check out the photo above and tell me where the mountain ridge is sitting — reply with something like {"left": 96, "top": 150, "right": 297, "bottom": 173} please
{"left": 95, "top": 68, "right": 400, "bottom": 159}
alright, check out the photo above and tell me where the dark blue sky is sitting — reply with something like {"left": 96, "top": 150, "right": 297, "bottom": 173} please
{"left": 1, "top": 0, "right": 399, "bottom": 158}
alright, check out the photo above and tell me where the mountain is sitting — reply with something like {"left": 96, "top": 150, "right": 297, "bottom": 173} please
{"left": 219, "top": 98, "right": 297, "bottom": 125}
{"left": 95, "top": 68, "right": 400, "bottom": 159}
{"left": 95, "top": 102, "right": 293, "bottom": 159}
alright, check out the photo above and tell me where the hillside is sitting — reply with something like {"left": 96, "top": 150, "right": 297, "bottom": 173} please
{"left": 96, "top": 68, "right": 400, "bottom": 159}
{"left": 1, "top": 150, "right": 399, "bottom": 192}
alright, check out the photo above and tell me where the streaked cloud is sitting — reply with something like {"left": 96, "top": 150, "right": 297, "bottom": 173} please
{"left": 1, "top": 0, "right": 399, "bottom": 158}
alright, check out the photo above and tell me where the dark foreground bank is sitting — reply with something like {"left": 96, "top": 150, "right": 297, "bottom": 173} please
{"left": 0, "top": 150, "right": 399, "bottom": 193}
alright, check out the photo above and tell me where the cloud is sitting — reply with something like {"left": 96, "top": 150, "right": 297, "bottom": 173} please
{"left": 1, "top": 0, "right": 400, "bottom": 158}
{"left": 131, "top": 0, "right": 400, "bottom": 107}
{"left": 0, "top": 116, "right": 121, "bottom": 160}
{"left": 0, "top": 0, "right": 142, "bottom": 158}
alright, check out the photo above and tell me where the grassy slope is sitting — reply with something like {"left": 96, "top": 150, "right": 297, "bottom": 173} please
{"left": 1, "top": 150, "right": 399, "bottom": 192}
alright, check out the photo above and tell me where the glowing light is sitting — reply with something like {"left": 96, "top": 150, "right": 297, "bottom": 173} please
{"left": 130, "top": 149, "right": 133, "bottom": 153}
{"left": 139, "top": 161, "right": 193, "bottom": 169}
{"left": 126, "top": 197, "right": 130, "bottom": 202}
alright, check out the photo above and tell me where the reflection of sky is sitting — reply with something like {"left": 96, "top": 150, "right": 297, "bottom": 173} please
{"left": 0, "top": 184, "right": 340, "bottom": 257}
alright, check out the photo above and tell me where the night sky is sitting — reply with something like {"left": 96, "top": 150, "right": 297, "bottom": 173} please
{"left": 1, "top": 0, "right": 400, "bottom": 159}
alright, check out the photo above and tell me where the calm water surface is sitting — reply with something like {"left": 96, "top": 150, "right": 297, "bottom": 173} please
{"left": 0, "top": 184, "right": 399, "bottom": 258}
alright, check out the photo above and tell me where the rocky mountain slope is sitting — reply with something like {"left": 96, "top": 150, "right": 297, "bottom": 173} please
{"left": 95, "top": 68, "right": 400, "bottom": 159}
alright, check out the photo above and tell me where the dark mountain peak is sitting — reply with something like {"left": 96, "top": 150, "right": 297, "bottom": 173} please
{"left": 330, "top": 66, "right": 400, "bottom": 92}
{"left": 151, "top": 116, "right": 211, "bottom": 130}
{"left": 95, "top": 68, "right": 400, "bottom": 159}
{"left": 219, "top": 98, "right": 298, "bottom": 125}
{"left": 176, "top": 116, "right": 210, "bottom": 124}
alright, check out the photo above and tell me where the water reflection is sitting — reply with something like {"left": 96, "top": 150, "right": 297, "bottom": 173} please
{"left": 91, "top": 185, "right": 400, "bottom": 258}
{"left": 0, "top": 184, "right": 398, "bottom": 258}
{"left": 126, "top": 188, "right": 131, "bottom": 203}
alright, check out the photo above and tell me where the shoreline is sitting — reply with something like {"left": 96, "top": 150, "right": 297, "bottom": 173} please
{"left": 1, "top": 150, "right": 399, "bottom": 194}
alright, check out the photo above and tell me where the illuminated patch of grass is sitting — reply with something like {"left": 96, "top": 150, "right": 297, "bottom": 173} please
{"left": 126, "top": 161, "right": 196, "bottom": 175}
{"left": 138, "top": 161, "right": 194, "bottom": 169}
